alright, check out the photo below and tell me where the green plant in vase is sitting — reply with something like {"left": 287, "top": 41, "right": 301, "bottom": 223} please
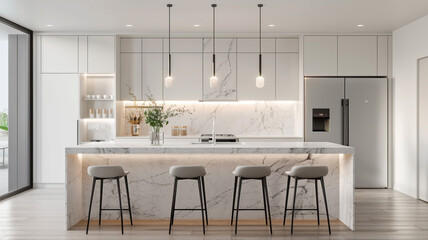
{"left": 143, "top": 93, "right": 191, "bottom": 145}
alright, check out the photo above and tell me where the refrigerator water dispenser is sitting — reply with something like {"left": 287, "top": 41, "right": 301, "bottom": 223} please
{"left": 312, "top": 109, "right": 330, "bottom": 132}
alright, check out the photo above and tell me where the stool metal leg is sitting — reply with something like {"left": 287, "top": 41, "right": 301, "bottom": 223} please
{"left": 262, "top": 177, "right": 273, "bottom": 234}
{"left": 197, "top": 177, "right": 206, "bottom": 234}
{"left": 230, "top": 176, "right": 238, "bottom": 225}
{"left": 124, "top": 176, "right": 133, "bottom": 226}
{"left": 320, "top": 177, "right": 331, "bottom": 234}
{"left": 99, "top": 179, "right": 103, "bottom": 226}
{"left": 283, "top": 175, "right": 291, "bottom": 225}
{"left": 261, "top": 178, "right": 268, "bottom": 225}
{"left": 315, "top": 179, "right": 320, "bottom": 226}
{"left": 169, "top": 177, "right": 178, "bottom": 234}
{"left": 201, "top": 176, "right": 208, "bottom": 225}
{"left": 291, "top": 177, "right": 299, "bottom": 234}
{"left": 234, "top": 177, "right": 243, "bottom": 235}
{"left": 86, "top": 178, "right": 96, "bottom": 235}
{"left": 116, "top": 178, "right": 124, "bottom": 234}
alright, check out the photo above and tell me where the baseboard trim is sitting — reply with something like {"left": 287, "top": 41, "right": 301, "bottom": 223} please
{"left": 33, "top": 183, "right": 65, "bottom": 189}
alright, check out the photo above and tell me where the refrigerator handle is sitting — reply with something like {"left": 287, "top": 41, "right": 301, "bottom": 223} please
{"left": 344, "top": 99, "right": 350, "bottom": 146}
{"left": 341, "top": 99, "right": 345, "bottom": 145}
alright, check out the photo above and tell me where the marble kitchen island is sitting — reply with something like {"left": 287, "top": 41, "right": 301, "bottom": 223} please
{"left": 66, "top": 142, "right": 354, "bottom": 230}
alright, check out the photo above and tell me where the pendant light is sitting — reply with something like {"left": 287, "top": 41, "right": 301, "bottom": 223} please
{"left": 256, "top": 4, "right": 264, "bottom": 88}
{"left": 165, "top": 4, "right": 174, "bottom": 88}
{"left": 210, "top": 4, "right": 219, "bottom": 88}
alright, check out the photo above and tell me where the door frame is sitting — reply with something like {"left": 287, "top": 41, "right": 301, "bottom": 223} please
{"left": 0, "top": 16, "right": 33, "bottom": 201}
{"left": 417, "top": 56, "right": 428, "bottom": 202}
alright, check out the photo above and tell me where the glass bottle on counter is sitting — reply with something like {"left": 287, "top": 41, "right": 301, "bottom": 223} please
{"left": 171, "top": 126, "right": 179, "bottom": 136}
{"left": 180, "top": 126, "right": 187, "bottom": 136}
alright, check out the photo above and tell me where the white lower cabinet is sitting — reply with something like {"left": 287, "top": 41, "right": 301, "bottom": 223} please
{"left": 203, "top": 53, "right": 237, "bottom": 101}
{"left": 142, "top": 53, "right": 163, "bottom": 100}
{"left": 120, "top": 53, "right": 141, "bottom": 100}
{"left": 276, "top": 53, "right": 299, "bottom": 100}
{"left": 163, "top": 53, "right": 202, "bottom": 100}
{"left": 237, "top": 53, "right": 275, "bottom": 100}
{"left": 40, "top": 74, "right": 79, "bottom": 183}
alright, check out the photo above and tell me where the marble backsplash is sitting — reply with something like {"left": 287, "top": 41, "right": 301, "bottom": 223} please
{"left": 116, "top": 101, "right": 300, "bottom": 137}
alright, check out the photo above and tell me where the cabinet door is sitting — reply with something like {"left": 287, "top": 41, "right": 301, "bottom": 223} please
{"left": 120, "top": 53, "right": 141, "bottom": 100}
{"left": 78, "top": 36, "right": 88, "bottom": 73}
{"left": 237, "top": 38, "right": 275, "bottom": 53}
{"left": 121, "top": 38, "right": 141, "bottom": 53}
{"left": 377, "top": 36, "right": 388, "bottom": 76}
{"left": 276, "top": 38, "right": 299, "bottom": 53}
{"left": 143, "top": 38, "right": 163, "bottom": 53}
{"left": 163, "top": 53, "right": 202, "bottom": 100}
{"left": 203, "top": 52, "right": 237, "bottom": 101}
{"left": 338, "top": 36, "right": 377, "bottom": 76}
{"left": 41, "top": 36, "right": 78, "bottom": 73}
{"left": 164, "top": 38, "right": 202, "bottom": 53}
{"left": 237, "top": 53, "right": 275, "bottom": 100}
{"left": 303, "top": 36, "right": 338, "bottom": 76}
{"left": 276, "top": 53, "right": 299, "bottom": 100}
{"left": 142, "top": 53, "right": 163, "bottom": 100}
{"left": 88, "top": 36, "right": 115, "bottom": 73}
{"left": 40, "top": 74, "right": 79, "bottom": 183}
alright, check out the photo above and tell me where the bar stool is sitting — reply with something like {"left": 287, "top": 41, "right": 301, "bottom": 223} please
{"left": 230, "top": 166, "right": 272, "bottom": 235}
{"left": 86, "top": 166, "right": 133, "bottom": 235}
{"left": 169, "top": 166, "right": 208, "bottom": 235}
{"left": 283, "top": 166, "right": 331, "bottom": 234}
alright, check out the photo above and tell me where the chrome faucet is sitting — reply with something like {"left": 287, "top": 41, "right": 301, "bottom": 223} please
{"left": 212, "top": 114, "right": 216, "bottom": 145}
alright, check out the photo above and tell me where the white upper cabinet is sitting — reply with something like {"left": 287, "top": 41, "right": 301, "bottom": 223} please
{"left": 120, "top": 38, "right": 141, "bottom": 53}
{"left": 203, "top": 38, "right": 237, "bottom": 53}
{"left": 237, "top": 38, "right": 275, "bottom": 53}
{"left": 203, "top": 52, "right": 237, "bottom": 101}
{"left": 120, "top": 53, "right": 141, "bottom": 100}
{"left": 377, "top": 36, "right": 388, "bottom": 76}
{"left": 276, "top": 38, "right": 299, "bottom": 53}
{"left": 78, "top": 36, "right": 88, "bottom": 73}
{"left": 237, "top": 53, "right": 275, "bottom": 100}
{"left": 276, "top": 53, "right": 299, "bottom": 100}
{"left": 142, "top": 53, "right": 163, "bottom": 100}
{"left": 304, "top": 36, "right": 338, "bottom": 76}
{"left": 163, "top": 38, "right": 202, "bottom": 53}
{"left": 338, "top": 36, "right": 377, "bottom": 76}
{"left": 41, "top": 36, "right": 78, "bottom": 73}
{"left": 143, "top": 38, "right": 163, "bottom": 53}
{"left": 163, "top": 53, "right": 202, "bottom": 100}
{"left": 88, "top": 36, "right": 115, "bottom": 73}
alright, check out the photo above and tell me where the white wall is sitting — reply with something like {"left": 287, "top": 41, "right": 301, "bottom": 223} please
{"left": 0, "top": 40, "right": 8, "bottom": 112}
{"left": 392, "top": 15, "right": 428, "bottom": 197}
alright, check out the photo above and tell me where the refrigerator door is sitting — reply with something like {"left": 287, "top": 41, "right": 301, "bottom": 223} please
{"left": 346, "top": 78, "right": 387, "bottom": 188}
{"left": 305, "top": 78, "right": 345, "bottom": 144}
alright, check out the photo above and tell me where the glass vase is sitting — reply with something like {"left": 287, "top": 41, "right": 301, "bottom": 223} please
{"left": 150, "top": 127, "right": 164, "bottom": 145}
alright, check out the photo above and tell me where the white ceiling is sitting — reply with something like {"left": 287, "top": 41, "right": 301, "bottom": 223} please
{"left": 1, "top": 0, "right": 428, "bottom": 34}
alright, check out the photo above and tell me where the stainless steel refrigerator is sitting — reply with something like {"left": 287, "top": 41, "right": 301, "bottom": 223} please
{"left": 305, "top": 77, "right": 387, "bottom": 188}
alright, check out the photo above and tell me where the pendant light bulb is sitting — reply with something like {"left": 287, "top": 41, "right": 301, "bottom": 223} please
{"left": 165, "top": 4, "right": 173, "bottom": 88}
{"left": 210, "top": 75, "right": 219, "bottom": 88}
{"left": 256, "top": 75, "right": 265, "bottom": 88}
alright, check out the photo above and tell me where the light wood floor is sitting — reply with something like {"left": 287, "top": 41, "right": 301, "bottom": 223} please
{"left": 0, "top": 188, "right": 427, "bottom": 239}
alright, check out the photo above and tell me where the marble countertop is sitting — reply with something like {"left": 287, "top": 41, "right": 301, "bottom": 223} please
{"left": 116, "top": 135, "right": 303, "bottom": 139}
{"left": 66, "top": 141, "right": 354, "bottom": 154}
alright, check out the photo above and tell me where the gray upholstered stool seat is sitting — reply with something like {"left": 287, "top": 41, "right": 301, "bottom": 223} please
{"left": 283, "top": 165, "right": 331, "bottom": 235}
{"left": 87, "top": 166, "right": 129, "bottom": 179}
{"left": 233, "top": 166, "right": 271, "bottom": 178}
{"left": 86, "top": 165, "right": 133, "bottom": 235}
{"left": 169, "top": 165, "right": 206, "bottom": 179}
{"left": 285, "top": 166, "right": 328, "bottom": 179}
{"left": 169, "top": 165, "right": 208, "bottom": 235}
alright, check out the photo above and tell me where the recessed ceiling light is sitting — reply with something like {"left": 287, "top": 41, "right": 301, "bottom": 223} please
{"left": 194, "top": 24, "right": 200, "bottom": 27}
{"left": 46, "top": 24, "right": 53, "bottom": 27}
{"left": 126, "top": 24, "right": 133, "bottom": 27}
{"left": 268, "top": 24, "right": 275, "bottom": 27}
{"left": 357, "top": 24, "right": 364, "bottom": 27}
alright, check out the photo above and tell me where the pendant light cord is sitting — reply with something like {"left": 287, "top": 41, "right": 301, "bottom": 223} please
{"left": 258, "top": 4, "right": 263, "bottom": 76}
{"left": 212, "top": 4, "right": 217, "bottom": 77}
{"left": 167, "top": 4, "right": 172, "bottom": 76}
